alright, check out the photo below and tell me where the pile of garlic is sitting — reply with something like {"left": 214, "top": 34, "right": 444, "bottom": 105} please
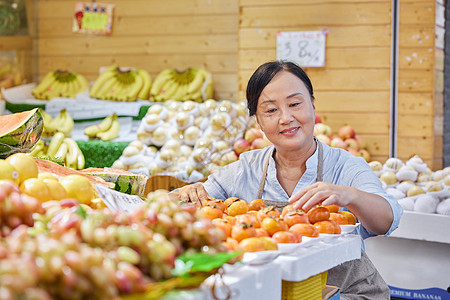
{"left": 370, "top": 155, "right": 450, "bottom": 215}
{"left": 111, "top": 99, "right": 251, "bottom": 182}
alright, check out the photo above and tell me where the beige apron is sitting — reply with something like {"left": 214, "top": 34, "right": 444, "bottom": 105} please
{"left": 256, "top": 142, "right": 390, "bottom": 299}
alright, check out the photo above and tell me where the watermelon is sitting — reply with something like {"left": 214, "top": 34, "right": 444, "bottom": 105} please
{"left": 0, "top": 108, "right": 43, "bottom": 159}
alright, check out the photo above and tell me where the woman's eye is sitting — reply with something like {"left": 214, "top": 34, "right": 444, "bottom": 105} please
{"left": 290, "top": 102, "right": 301, "bottom": 108}
{"left": 266, "top": 108, "right": 277, "bottom": 114}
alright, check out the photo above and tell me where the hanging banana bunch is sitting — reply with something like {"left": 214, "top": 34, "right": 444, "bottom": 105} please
{"left": 150, "top": 67, "right": 214, "bottom": 103}
{"left": 89, "top": 65, "right": 152, "bottom": 101}
{"left": 84, "top": 113, "right": 120, "bottom": 141}
{"left": 32, "top": 70, "right": 89, "bottom": 100}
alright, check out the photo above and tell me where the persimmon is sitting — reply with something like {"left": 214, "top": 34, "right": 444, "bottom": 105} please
{"left": 281, "top": 204, "right": 295, "bottom": 218}
{"left": 231, "top": 223, "right": 257, "bottom": 242}
{"left": 272, "top": 231, "right": 301, "bottom": 244}
{"left": 205, "top": 198, "right": 226, "bottom": 212}
{"left": 306, "top": 206, "right": 330, "bottom": 224}
{"left": 235, "top": 213, "right": 261, "bottom": 228}
{"left": 289, "top": 223, "right": 319, "bottom": 238}
{"left": 255, "top": 228, "right": 270, "bottom": 237}
{"left": 222, "top": 237, "right": 240, "bottom": 251}
{"left": 329, "top": 212, "right": 348, "bottom": 225}
{"left": 283, "top": 210, "right": 309, "bottom": 227}
{"left": 259, "top": 237, "right": 278, "bottom": 250}
{"left": 325, "top": 204, "right": 340, "bottom": 213}
{"left": 226, "top": 199, "right": 249, "bottom": 216}
{"left": 224, "top": 197, "right": 239, "bottom": 209}
{"left": 261, "top": 217, "right": 288, "bottom": 236}
{"left": 340, "top": 211, "right": 357, "bottom": 225}
{"left": 248, "top": 199, "right": 265, "bottom": 211}
{"left": 212, "top": 218, "right": 232, "bottom": 238}
{"left": 257, "top": 206, "right": 281, "bottom": 221}
{"left": 330, "top": 219, "right": 341, "bottom": 234}
{"left": 238, "top": 237, "right": 265, "bottom": 252}
{"left": 201, "top": 206, "right": 223, "bottom": 220}
{"left": 223, "top": 215, "right": 236, "bottom": 225}
{"left": 314, "top": 220, "right": 340, "bottom": 234}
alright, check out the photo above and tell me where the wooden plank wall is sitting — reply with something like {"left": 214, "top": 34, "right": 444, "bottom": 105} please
{"left": 35, "top": 0, "right": 238, "bottom": 100}
{"left": 397, "top": 0, "right": 442, "bottom": 169}
{"left": 238, "top": 0, "right": 392, "bottom": 163}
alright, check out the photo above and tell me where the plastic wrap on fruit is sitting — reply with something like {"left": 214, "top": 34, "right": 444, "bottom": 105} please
{"left": 436, "top": 198, "right": 450, "bottom": 215}
{"left": 405, "top": 155, "right": 428, "bottom": 173}
{"left": 396, "top": 166, "right": 418, "bottom": 182}
{"left": 383, "top": 157, "right": 404, "bottom": 173}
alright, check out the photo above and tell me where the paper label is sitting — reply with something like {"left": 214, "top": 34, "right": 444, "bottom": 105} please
{"left": 73, "top": 2, "right": 114, "bottom": 35}
{"left": 277, "top": 30, "right": 327, "bottom": 67}
{"left": 96, "top": 184, "right": 144, "bottom": 213}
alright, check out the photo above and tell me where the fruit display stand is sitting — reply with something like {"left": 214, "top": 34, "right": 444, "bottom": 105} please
{"left": 365, "top": 212, "right": 450, "bottom": 299}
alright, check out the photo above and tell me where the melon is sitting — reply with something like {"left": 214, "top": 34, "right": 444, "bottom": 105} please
{"left": 0, "top": 108, "right": 44, "bottom": 159}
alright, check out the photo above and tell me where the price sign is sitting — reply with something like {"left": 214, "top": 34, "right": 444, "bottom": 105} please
{"left": 96, "top": 184, "right": 145, "bottom": 213}
{"left": 276, "top": 31, "right": 327, "bottom": 67}
{"left": 73, "top": 2, "right": 114, "bottom": 35}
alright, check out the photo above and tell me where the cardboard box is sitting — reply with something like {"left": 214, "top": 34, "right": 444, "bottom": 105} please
{"left": 144, "top": 175, "right": 207, "bottom": 195}
{"left": 323, "top": 285, "right": 340, "bottom": 300}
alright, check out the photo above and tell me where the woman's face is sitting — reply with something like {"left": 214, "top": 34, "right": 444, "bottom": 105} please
{"left": 255, "top": 70, "right": 315, "bottom": 152}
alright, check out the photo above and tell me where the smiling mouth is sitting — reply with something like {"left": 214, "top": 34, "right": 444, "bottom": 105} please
{"left": 281, "top": 127, "right": 299, "bottom": 134}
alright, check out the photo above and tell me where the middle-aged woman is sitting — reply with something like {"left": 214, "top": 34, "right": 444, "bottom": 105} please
{"left": 170, "top": 60, "right": 403, "bottom": 299}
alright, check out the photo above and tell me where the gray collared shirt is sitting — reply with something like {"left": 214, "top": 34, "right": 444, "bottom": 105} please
{"left": 203, "top": 142, "right": 403, "bottom": 241}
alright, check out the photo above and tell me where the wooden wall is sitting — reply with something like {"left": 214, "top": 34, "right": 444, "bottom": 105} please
{"left": 238, "top": 0, "right": 392, "bottom": 163}
{"left": 35, "top": 0, "right": 238, "bottom": 100}
{"left": 397, "top": 0, "right": 443, "bottom": 170}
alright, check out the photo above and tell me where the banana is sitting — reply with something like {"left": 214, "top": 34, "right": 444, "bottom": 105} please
{"left": 63, "top": 138, "right": 82, "bottom": 169}
{"left": 40, "top": 109, "right": 57, "bottom": 136}
{"left": 96, "top": 119, "right": 120, "bottom": 141}
{"left": 84, "top": 113, "right": 117, "bottom": 138}
{"left": 186, "top": 70, "right": 205, "bottom": 95}
{"left": 52, "top": 109, "right": 74, "bottom": 137}
{"left": 137, "top": 70, "right": 152, "bottom": 100}
{"left": 127, "top": 71, "right": 144, "bottom": 101}
{"left": 94, "top": 77, "right": 118, "bottom": 100}
{"left": 47, "top": 132, "right": 65, "bottom": 157}
{"left": 89, "top": 66, "right": 117, "bottom": 98}
{"left": 113, "top": 82, "right": 130, "bottom": 102}
{"left": 54, "top": 141, "right": 68, "bottom": 160}
{"left": 150, "top": 69, "right": 173, "bottom": 97}
{"left": 75, "top": 74, "right": 89, "bottom": 93}
{"left": 160, "top": 81, "right": 179, "bottom": 100}
{"left": 77, "top": 152, "right": 85, "bottom": 170}
{"left": 28, "top": 140, "right": 45, "bottom": 157}
{"left": 32, "top": 71, "right": 56, "bottom": 98}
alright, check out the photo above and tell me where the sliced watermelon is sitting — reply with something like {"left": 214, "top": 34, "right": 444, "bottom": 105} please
{"left": 0, "top": 108, "right": 43, "bottom": 159}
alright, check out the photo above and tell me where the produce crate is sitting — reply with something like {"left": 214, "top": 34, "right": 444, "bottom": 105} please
{"left": 144, "top": 175, "right": 208, "bottom": 194}
{"left": 281, "top": 271, "right": 327, "bottom": 300}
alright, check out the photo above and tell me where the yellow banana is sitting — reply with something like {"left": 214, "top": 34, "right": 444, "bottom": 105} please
{"left": 40, "top": 109, "right": 56, "bottom": 136}
{"left": 186, "top": 70, "right": 205, "bottom": 95}
{"left": 47, "top": 132, "right": 65, "bottom": 157}
{"left": 28, "top": 140, "right": 45, "bottom": 157}
{"left": 113, "top": 82, "right": 130, "bottom": 102}
{"left": 75, "top": 74, "right": 89, "bottom": 93}
{"left": 63, "top": 138, "right": 82, "bottom": 169}
{"left": 95, "top": 77, "right": 118, "bottom": 100}
{"left": 54, "top": 141, "right": 68, "bottom": 160}
{"left": 127, "top": 71, "right": 144, "bottom": 101}
{"left": 150, "top": 69, "right": 173, "bottom": 97}
{"left": 160, "top": 81, "right": 179, "bottom": 100}
{"left": 96, "top": 119, "right": 120, "bottom": 141}
{"left": 137, "top": 70, "right": 152, "bottom": 100}
{"left": 84, "top": 113, "right": 117, "bottom": 138}
{"left": 32, "top": 71, "right": 56, "bottom": 98}
{"left": 77, "top": 152, "right": 85, "bottom": 170}
{"left": 57, "top": 109, "right": 74, "bottom": 137}
{"left": 89, "top": 66, "right": 117, "bottom": 98}
{"left": 46, "top": 80, "right": 65, "bottom": 99}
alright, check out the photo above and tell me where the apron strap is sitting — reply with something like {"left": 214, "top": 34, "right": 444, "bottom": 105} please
{"left": 256, "top": 140, "right": 324, "bottom": 199}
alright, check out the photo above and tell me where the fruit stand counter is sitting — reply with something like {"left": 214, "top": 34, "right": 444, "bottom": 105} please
{"left": 365, "top": 212, "right": 450, "bottom": 300}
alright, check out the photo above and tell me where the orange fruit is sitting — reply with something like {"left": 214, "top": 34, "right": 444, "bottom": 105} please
{"left": 255, "top": 228, "right": 270, "bottom": 237}
{"left": 59, "top": 175, "right": 94, "bottom": 204}
{"left": 329, "top": 212, "right": 348, "bottom": 225}
{"left": 289, "top": 223, "right": 319, "bottom": 238}
{"left": 224, "top": 197, "right": 239, "bottom": 209}
{"left": 43, "top": 179, "right": 68, "bottom": 200}
{"left": 248, "top": 199, "right": 265, "bottom": 211}
{"left": 306, "top": 206, "right": 330, "bottom": 224}
{"left": 314, "top": 220, "right": 340, "bottom": 234}
{"left": 226, "top": 199, "right": 249, "bottom": 216}
{"left": 20, "top": 178, "right": 50, "bottom": 202}
{"left": 205, "top": 198, "right": 226, "bottom": 212}
{"left": 212, "top": 218, "right": 232, "bottom": 238}
{"left": 340, "top": 211, "right": 357, "bottom": 225}
{"left": 325, "top": 204, "right": 340, "bottom": 213}
{"left": 272, "top": 231, "right": 301, "bottom": 244}
{"left": 259, "top": 236, "right": 278, "bottom": 250}
{"left": 231, "top": 223, "right": 257, "bottom": 242}
{"left": 238, "top": 237, "right": 265, "bottom": 252}
{"left": 201, "top": 206, "right": 223, "bottom": 220}
{"left": 257, "top": 206, "right": 281, "bottom": 221}
{"left": 6, "top": 153, "right": 38, "bottom": 184}
{"left": 283, "top": 210, "right": 309, "bottom": 227}
{"left": 222, "top": 237, "right": 240, "bottom": 251}
{"left": 261, "top": 217, "right": 288, "bottom": 236}
{"left": 235, "top": 213, "right": 261, "bottom": 228}
{"left": 281, "top": 204, "right": 295, "bottom": 218}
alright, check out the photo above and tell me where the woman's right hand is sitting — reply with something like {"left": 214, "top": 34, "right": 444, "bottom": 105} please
{"left": 168, "top": 183, "right": 210, "bottom": 206}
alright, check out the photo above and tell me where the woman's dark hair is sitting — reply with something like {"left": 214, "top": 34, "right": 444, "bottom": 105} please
{"left": 246, "top": 60, "right": 315, "bottom": 116}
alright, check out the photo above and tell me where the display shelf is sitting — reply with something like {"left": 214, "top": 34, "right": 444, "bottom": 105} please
{"left": 389, "top": 211, "right": 450, "bottom": 244}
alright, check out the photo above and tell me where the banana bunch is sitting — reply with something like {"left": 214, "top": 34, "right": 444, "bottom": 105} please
{"left": 32, "top": 70, "right": 89, "bottom": 100}
{"left": 84, "top": 113, "right": 120, "bottom": 141}
{"left": 40, "top": 108, "right": 74, "bottom": 138}
{"left": 28, "top": 134, "right": 85, "bottom": 170}
{"left": 89, "top": 65, "right": 152, "bottom": 101}
{"left": 150, "top": 68, "right": 214, "bottom": 103}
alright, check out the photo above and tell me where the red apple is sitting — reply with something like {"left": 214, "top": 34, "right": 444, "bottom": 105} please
{"left": 244, "top": 128, "right": 264, "bottom": 144}
{"left": 220, "top": 151, "right": 239, "bottom": 166}
{"left": 316, "top": 134, "right": 331, "bottom": 146}
{"left": 233, "top": 139, "right": 251, "bottom": 156}
{"left": 344, "top": 138, "right": 359, "bottom": 150}
{"left": 251, "top": 138, "right": 272, "bottom": 150}
{"left": 330, "top": 137, "right": 347, "bottom": 150}
{"left": 338, "top": 125, "right": 355, "bottom": 140}
{"left": 314, "top": 123, "right": 332, "bottom": 137}
{"left": 354, "top": 134, "right": 366, "bottom": 149}
{"left": 315, "top": 112, "right": 322, "bottom": 124}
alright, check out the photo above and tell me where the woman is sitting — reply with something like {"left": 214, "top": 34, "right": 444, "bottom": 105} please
{"left": 171, "top": 60, "right": 402, "bottom": 299}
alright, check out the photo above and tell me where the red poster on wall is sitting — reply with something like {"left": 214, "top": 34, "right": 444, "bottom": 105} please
{"left": 73, "top": 2, "right": 114, "bottom": 35}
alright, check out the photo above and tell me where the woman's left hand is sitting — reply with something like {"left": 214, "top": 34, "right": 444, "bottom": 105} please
{"left": 289, "top": 182, "right": 355, "bottom": 211}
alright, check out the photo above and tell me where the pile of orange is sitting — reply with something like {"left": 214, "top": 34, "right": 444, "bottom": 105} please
{"left": 199, "top": 197, "right": 357, "bottom": 253}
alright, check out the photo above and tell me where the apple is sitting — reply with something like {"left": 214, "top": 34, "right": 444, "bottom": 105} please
{"left": 251, "top": 138, "right": 272, "bottom": 150}
{"left": 358, "top": 149, "right": 371, "bottom": 162}
{"left": 347, "top": 148, "right": 360, "bottom": 156}
{"left": 330, "top": 137, "right": 347, "bottom": 150}
{"left": 233, "top": 139, "right": 251, "bottom": 156}
{"left": 338, "top": 125, "right": 355, "bottom": 140}
{"left": 244, "top": 128, "right": 264, "bottom": 143}
{"left": 344, "top": 138, "right": 359, "bottom": 150}
{"left": 314, "top": 123, "right": 332, "bottom": 137}
{"left": 220, "top": 151, "right": 238, "bottom": 167}
{"left": 315, "top": 112, "right": 322, "bottom": 124}
{"left": 354, "top": 134, "right": 366, "bottom": 149}
{"left": 316, "top": 134, "right": 331, "bottom": 146}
